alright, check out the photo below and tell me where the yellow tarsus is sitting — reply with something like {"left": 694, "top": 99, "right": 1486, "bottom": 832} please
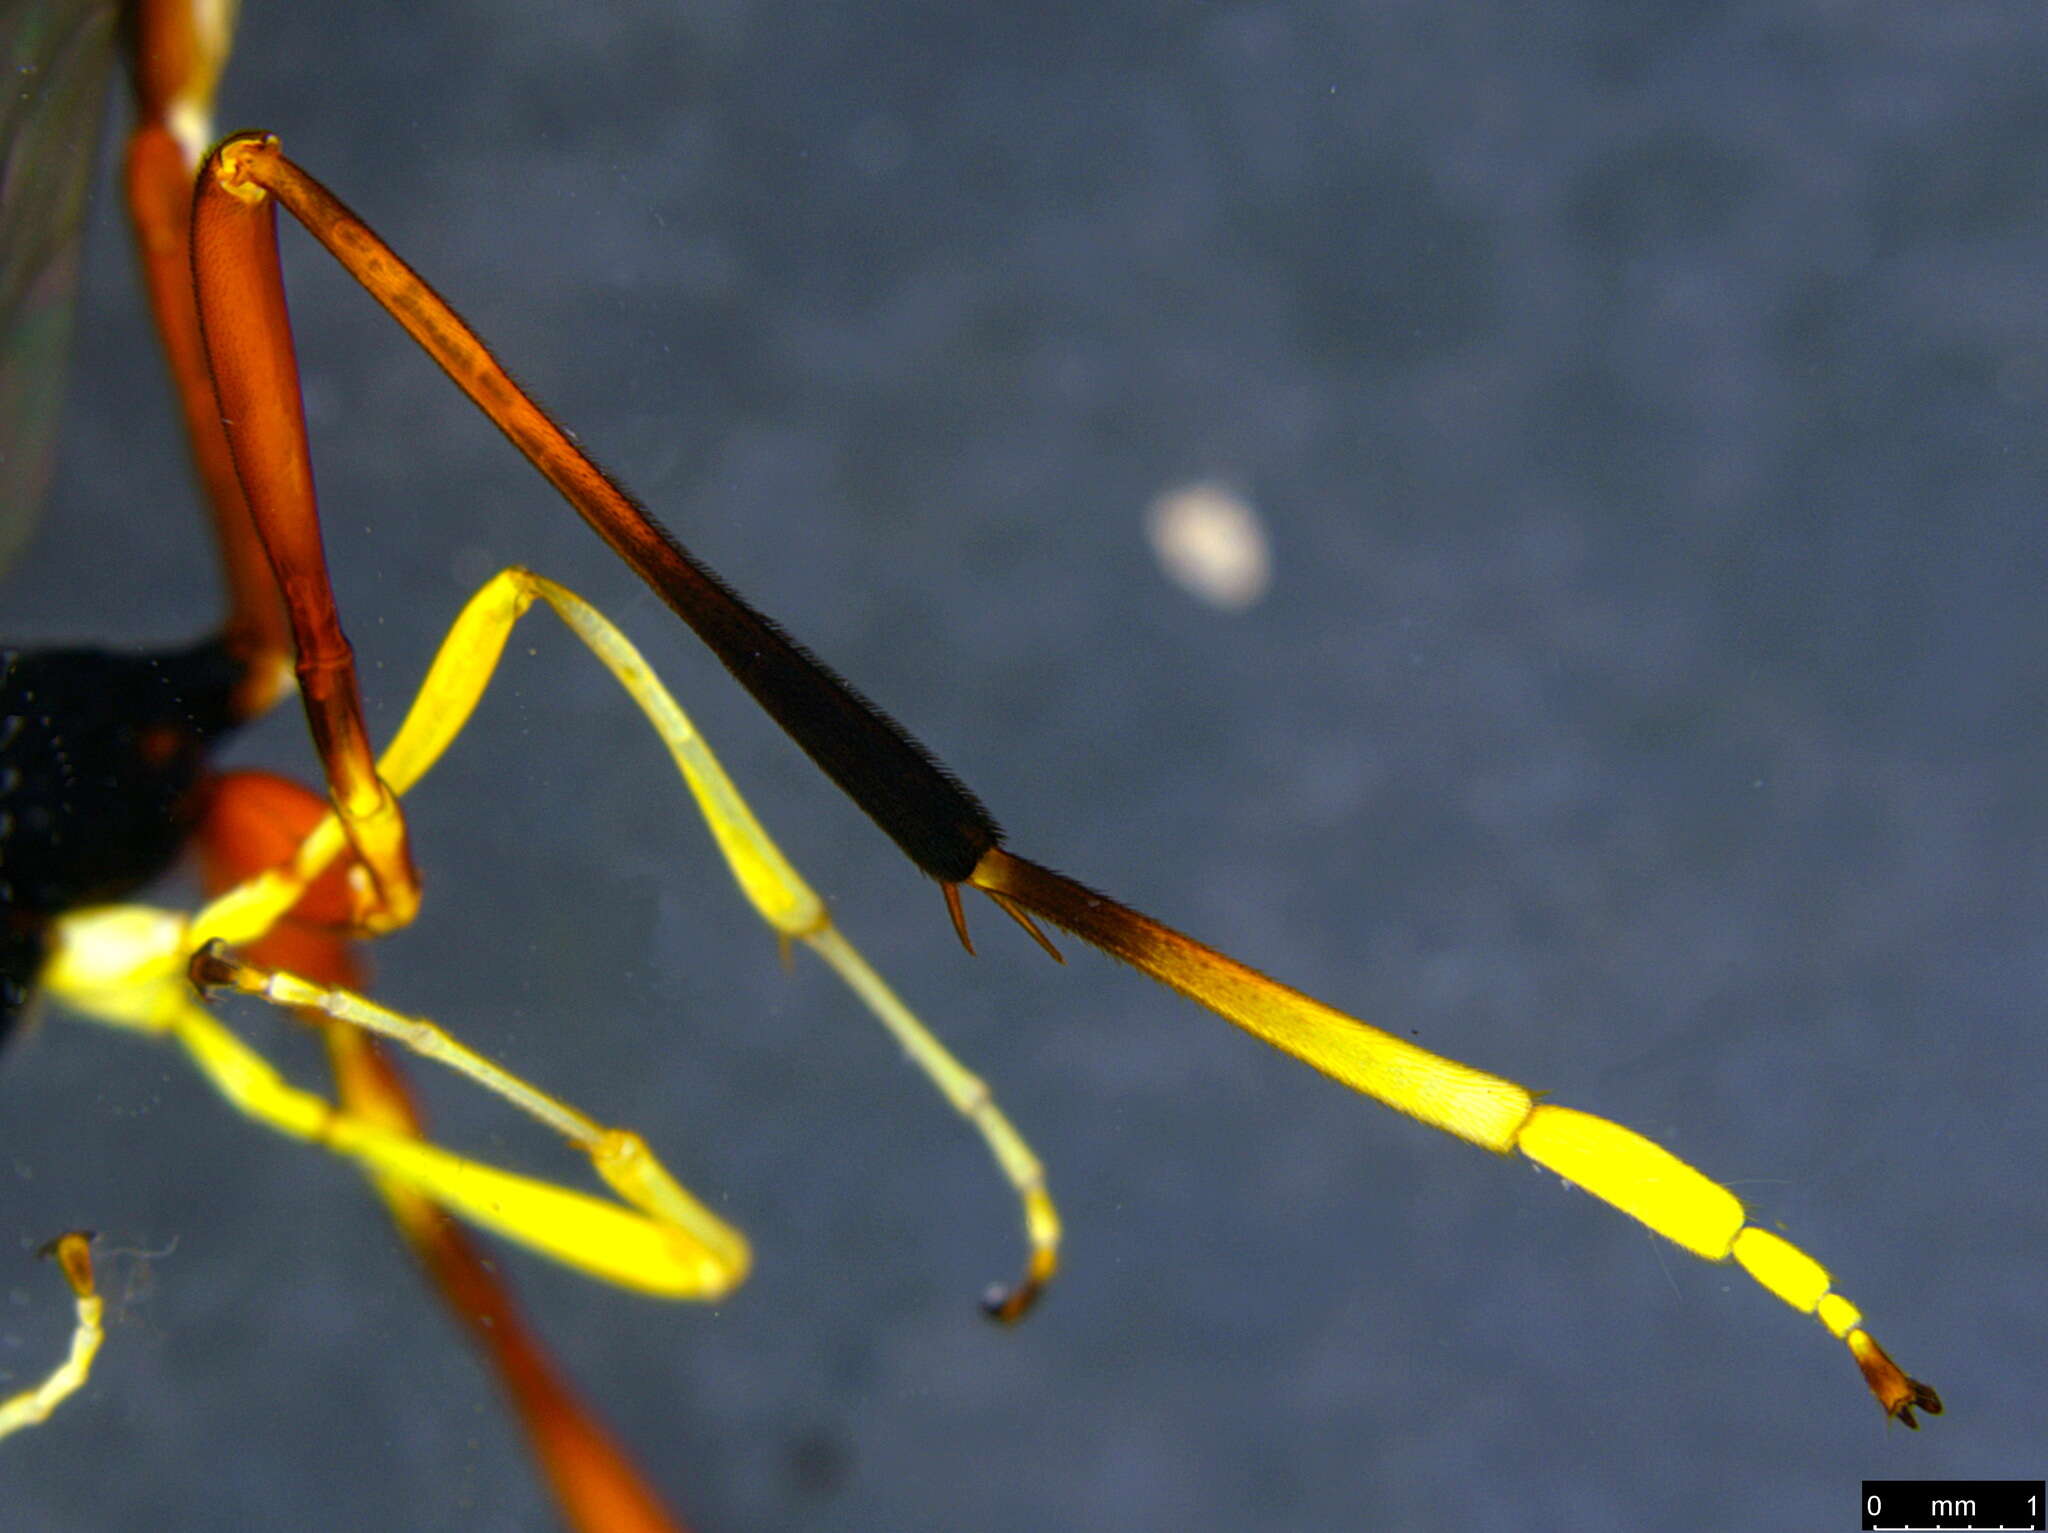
{"left": 0, "top": 1234, "right": 105, "bottom": 1443}
{"left": 968, "top": 846, "right": 1932, "bottom": 1417}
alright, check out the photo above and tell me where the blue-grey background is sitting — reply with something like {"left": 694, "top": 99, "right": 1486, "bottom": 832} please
{"left": 3, "top": 2, "right": 2043, "bottom": 1529}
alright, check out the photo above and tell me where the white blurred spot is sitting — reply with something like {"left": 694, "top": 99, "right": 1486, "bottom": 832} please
{"left": 1144, "top": 482, "right": 1272, "bottom": 610}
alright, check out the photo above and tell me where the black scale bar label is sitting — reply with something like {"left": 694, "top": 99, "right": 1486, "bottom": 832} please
{"left": 1863, "top": 1481, "right": 2045, "bottom": 1531}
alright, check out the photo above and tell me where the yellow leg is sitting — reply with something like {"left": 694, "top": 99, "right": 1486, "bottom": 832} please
{"left": 48, "top": 924, "right": 746, "bottom": 1299}
{"left": 969, "top": 847, "right": 1940, "bottom": 1422}
{"left": 63, "top": 567, "right": 1057, "bottom": 1314}
{"left": 199, "top": 948, "right": 748, "bottom": 1296}
{"left": 0, "top": 1234, "right": 105, "bottom": 1443}
{"left": 514, "top": 573, "right": 1059, "bottom": 1317}
{"left": 218, "top": 567, "right": 1060, "bottom": 1314}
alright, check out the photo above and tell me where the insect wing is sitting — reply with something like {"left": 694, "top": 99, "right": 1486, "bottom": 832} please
{"left": 0, "top": 0, "right": 120, "bottom": 578}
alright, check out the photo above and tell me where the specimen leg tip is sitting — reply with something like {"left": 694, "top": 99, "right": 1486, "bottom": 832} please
{"left": 1849, "top": 1329, "right": 1941, "bottom": 1427}
{"left": 37, "top": 1232, "right": 97, "bottom": 1298}
{"left": 980, "top": 1273, "right": 1046, "bottom": 1326}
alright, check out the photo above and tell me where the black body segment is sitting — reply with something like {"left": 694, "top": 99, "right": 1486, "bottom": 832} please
{"left": 0, "top": 638, "right": 245, "bottom": 1030}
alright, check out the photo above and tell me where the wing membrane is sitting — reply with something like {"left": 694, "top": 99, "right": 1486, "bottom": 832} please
{"left": 0, "top": 0, "right": 120, "bottom": 576}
